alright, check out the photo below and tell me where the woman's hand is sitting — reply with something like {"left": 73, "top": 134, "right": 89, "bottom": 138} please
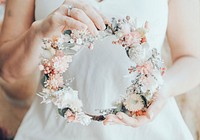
{"left": 103, "top": 89, "right": 169, "bottom": 127}
{"left": 35, "top": 0, "right": 107, "bottom": 37}
{"left": 0, "top": 0, "right": 107, "bottom": 101}
{"left": 0, "top": 0, "right": 107, "bottom": 83}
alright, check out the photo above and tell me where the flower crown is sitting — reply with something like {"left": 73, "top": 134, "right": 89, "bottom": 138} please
{"left": 37, "top": 16, "right": 165, "bottom": 125}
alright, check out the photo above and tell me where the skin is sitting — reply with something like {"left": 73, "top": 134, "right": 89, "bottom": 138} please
{"left": 0, "top": 1, "right": 5, "bottom": 33}
{"left": 104, "top": 0, "right": 200, "bottom": 127}
{"left": 0, "top": 0, "right": 106, "bottom": 100}
{"left": 0, "top": 0, "right": 200, "bottom": 128}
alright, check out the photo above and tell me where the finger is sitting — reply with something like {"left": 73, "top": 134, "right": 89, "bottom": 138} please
{"left": 59, "top": 15, "right": 88, "bottom": 31}
{"left": 103, "top": 114, "right": 126, "bottom": 125}
{"left": 135, "top": 115, "right": 150, "bottom": 126}
{"left": 58, "top": 4, "right": 69, "bottom": 15}
{"left": 72, "top": 2, "right": 106, "bottom": 30}
{"left": 93, "top": 7, "right": 110, "bottom": 26}
{"left": 57, "top": 5, "right": 89, "bottom": 31}
{"left": 70, "top": 8, "right": 98, "bottom": 35}
{"left": 116, "top": 112, "right": 139, "bottom": 127}
{"left": 146, "top": 95, "right": 166, "bottom": 120}
{"left": 117, "top": 112, "right": 150, "bottom": 127}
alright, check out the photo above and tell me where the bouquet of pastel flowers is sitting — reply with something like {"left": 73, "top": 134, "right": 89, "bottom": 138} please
{"left": 37, "top": 16, "right": 165, "bottom": 125}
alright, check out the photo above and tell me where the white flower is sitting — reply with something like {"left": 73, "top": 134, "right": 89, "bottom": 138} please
{"left": 140, "top": 74, "right": 158, "bottom": 93}
{"left": 49, "top": 48, "right": 56, "bottom": 55}
{"left": 51, "top": 87, "right": 83, "bottom": 112}
{"left": 124, "top": 94, "right": 144, "bottom": 112}
{"left": 57, "top": 37, "right": 64, "bottom": 44}
{"left": 128, "top": 45, "right": 147, "bottom": 65}
{"left": 63, "top": 34, "right": 71, "bottom": 42}
{"left": 115, "top": 31, "right": 124, "bottom": 38}
{"left": 37, "top": 88, "right": 52, "bottom": 104}
{"left": 66, "top": 55, "right": 73, "bottom": 62}
{"left": 76, "top": 38, "right": 83, "bottom": 45}
{"left": 52, "top": 55, "right": 71, "bottom": 73}
{"left": 76, "top": 112, "right": 92, "bottom": 126}
{"left": 69, "top": 39, "right": 74, "bottom": 44}
{"left": 121, "top": 23, "right": 131, "bottom": 34}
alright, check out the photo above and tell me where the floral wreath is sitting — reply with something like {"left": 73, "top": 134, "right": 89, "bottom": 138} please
{"left": 37, "top": 16, "right": 165, "bottom": 125}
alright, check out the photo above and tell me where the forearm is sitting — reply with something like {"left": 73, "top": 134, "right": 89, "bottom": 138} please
{"left": 163, "top": 56, "right": 200, "bottom": 97}
{"left": 0, "top": 70, "right": 41, "bottom": 100}
{"left": 0, "top": 21, "right": 43, "bottom": 83}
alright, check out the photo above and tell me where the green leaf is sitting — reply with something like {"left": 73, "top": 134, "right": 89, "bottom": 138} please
{"left": 63, "top": 48, "right": 77, "bottom": 55}
{"left": 62, "top": 42, "right": 75, "bottom": 49}
{"left": 41, "top": 74, "right": 48, "bottom": 87}
{"left": 63, "top": 30, "right": 72, "bottom": 35}
{"left": 58, "top": 108, "right": 70, "bottom": 117}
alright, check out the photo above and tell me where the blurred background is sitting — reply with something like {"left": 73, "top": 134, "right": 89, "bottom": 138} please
{"left": 0, "top": 0, "right": 200, "bottom": 139}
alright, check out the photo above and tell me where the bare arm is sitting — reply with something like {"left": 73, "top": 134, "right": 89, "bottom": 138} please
{"left": 0, "top": 0, "right": 41, "bottom": 100}
{"left": 104, "top": 0, "right": 200, "bottom": 127}
{"left": 0, "top": 0, "right": 42, "bottom": 83}
{"left": 164, "top": 0, "right": 200, "bottom": 97}
{"left": 0, "top": 0, "right": 106, "bottom": 99}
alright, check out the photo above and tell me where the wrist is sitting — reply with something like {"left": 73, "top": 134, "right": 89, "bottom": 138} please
{"left": 30, "top": 20, "right": 44, "bottom": 39}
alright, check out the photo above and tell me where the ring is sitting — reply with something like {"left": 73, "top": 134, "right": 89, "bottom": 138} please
{"left": 67, "top": 5, "right": 73, "bottom": 17}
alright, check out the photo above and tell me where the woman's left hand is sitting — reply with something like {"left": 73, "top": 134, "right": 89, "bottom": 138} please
{"left": 103, "top": 90, "right": 169, "bottom": 127}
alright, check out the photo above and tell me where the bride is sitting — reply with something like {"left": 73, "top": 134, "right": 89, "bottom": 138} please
{"left": 0, "top": 0, "right": 200, "bottom": 139}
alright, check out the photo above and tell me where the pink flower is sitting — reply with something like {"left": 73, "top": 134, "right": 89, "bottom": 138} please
{"left": 130, "top": 31, "right": 142, "bottom": 45}
{"left": 121, "top": 24, "right": 131, "bottom": 34}
{"left": 130, "top": 31, "right": 141, "bottom": 39}
{"left": 161, "top": 67, "right": 166, "bottom": 76}
{"left": 136, "top": 62, "right": 153, "bottom": 75}
{"left": 141, "top": 37, "right": 147, "bottom": 44}
{"left": 124, "top": 34, "right": 134, "bottom": 46}
{"left": 51, "top": 51, "right": 72, "bottom": 73}
{"left": 88, "top": 44, "right": 94, "bottom": 50}
{"left": 52, "top": 56, "right": 70, "bottom": 73}
{"left": 136, "top": 62, "right": 161, "bottom": 93}
{"left": 45, "top": 74, "right": 64, "bottom": 90}
{"left": 55, "top": 50, "right": 65, "bottom": 57}
{"left": 65, "top": 110, "right": 76, "bottom": 122}
{"left": 41, "top": 59, "right": 53, "bottom": 74}
{"left": 139, "top": 74, "right": 158, "bottom": 93}
{"left": 124, "top": 94, "right": 144, "bottom": 112}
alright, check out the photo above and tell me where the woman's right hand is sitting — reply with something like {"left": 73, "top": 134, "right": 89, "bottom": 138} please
{"left": 0, "top": 0, "right": 107, "bottom": 84}
{"left": 35, "top": 0, "right": 107, "bottom": 38}
{"left": 0, "top": 0, "right": 107, "bottom": 101}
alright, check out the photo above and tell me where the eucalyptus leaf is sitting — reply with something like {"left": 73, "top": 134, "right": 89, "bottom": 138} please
{"left": 63, "top": 48, "right": 77, "bottom": 55}
{"left": 62, "top": 42, "right": 75, "bottom": 49}
{"left": 63, "top": 30, "right": 72, "bottom": 35}
{"left": 41, "top": 75, "right": 48, "bottom": 87}
{"left": 58, "top": 108, "right": 71, "bottom": 117}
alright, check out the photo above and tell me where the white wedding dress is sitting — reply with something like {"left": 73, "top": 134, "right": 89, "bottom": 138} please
{"left": 15, "top": 0, "right": 194, "bottom": 140}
